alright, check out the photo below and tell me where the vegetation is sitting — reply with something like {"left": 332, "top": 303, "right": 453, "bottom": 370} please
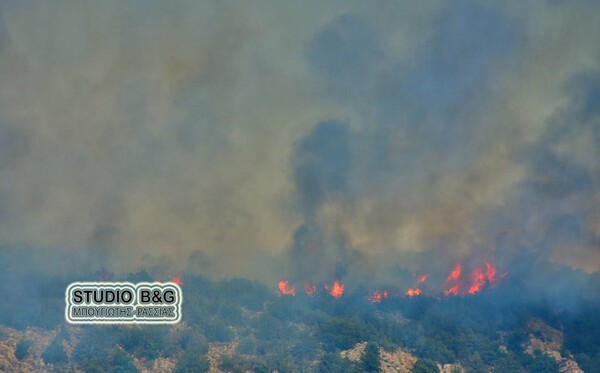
{"left": 42, "top": 336, "right": 68, "bottom": 366}
{"left": 0, "top": 266, "right": 599, "bottom": 372}
{"left": 15, "top": 338, "right": 32, "bottom": 361}
{"left": 362, "top": 342, "right": 381, "bottom": 373}
{"left": 413, "top": 359, "right": 439, "bottom": 373}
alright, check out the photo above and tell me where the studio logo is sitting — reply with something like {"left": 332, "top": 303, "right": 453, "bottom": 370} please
{"left": 65, "top": 282, "right": 182, "bottom": 324}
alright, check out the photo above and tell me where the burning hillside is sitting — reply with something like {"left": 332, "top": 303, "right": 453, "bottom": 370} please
{"left": 0, "top": 0, "right": 599, "bottom": 372}
{"left": 277, "top": 261, "right": 504, "bottom": 302}
{"left": 0, "top": 263, "right": 598, "bottom": 373}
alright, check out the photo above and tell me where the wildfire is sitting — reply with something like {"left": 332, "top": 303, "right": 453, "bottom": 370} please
{"left": 304, "top": 281, "right": 317, "bottom": 296}
{"left": 447, "top": 264, "right": 462, "bottom": 282}
{"left": 444, "top": 285, "right": 460, "bottom": 296}
{"left": 405, "top": 288, "right": 422, "bottom": 297}
{"left": 467, "top": 262, "right": 497, "bottom": 294}
{"left": 368, "top": 290, "right": 389, "bottom": 303}
{"left": 325, "top": 280, "right": 345, "bottom": 298}
{"left": 443, "top": 262, "right": 499, "bottom": 296}
{"left": 278, "top": 280, "right": 296, "bottom": 296}
{"left": 444, "top": 264, "right": 463, "bottom": 296}
{"left": 274, "top": 261, "right": 503, "bottom": 300}
{"left": 484, "top": 262, "right": 497, "bottom": 283}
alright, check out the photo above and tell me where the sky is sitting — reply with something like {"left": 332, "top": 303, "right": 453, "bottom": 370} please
{"left": 0, "top": 0, "right": 599, "bottom": 282}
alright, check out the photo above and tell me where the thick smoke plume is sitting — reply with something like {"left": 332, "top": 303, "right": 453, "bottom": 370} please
{"left": 0, "top": 1, "right": 598, "bottom": 299}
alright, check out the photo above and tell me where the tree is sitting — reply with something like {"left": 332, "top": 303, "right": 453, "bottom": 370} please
{"left": 526, "top": 353, "right": 560, "bottom": 373}
{"left": 362, "top": 343, "right": 381, "bottom": 373}
{"left": 413, "top": 359, "right": 439, "bottom": 373}
{"left": 15, "top": 338, "right": 32, "bottom": 361}
{"left": 112, "top": 348, "right": 139, "bottom": 373}
{"left": 42, "top": 336, "right": 68, "bottom": 366}
{"left": 318, "top": 352, "right": 362, "bottom": 373}
{"left": 175, "top": 338, "right": 210, "bottom": 373}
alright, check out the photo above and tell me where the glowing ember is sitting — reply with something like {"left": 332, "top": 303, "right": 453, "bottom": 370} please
{"left": 325, "top": 280, "right": 345, "bottom": 298}
{"left": 418, "top": 274, "right": 428, "bottom": 283}
{"left": 304, "top": 281, "right": 316, "bottom": 296}
{"left": 368, "top": 290, "right": 389, "bottom": 303}
{"left": 278, "top": 280, "right": 296, "bottom": 296}
{"left": 170, "top": 275, "right": 184, "bottom": 286}
{"left": 405, "top": 288, "right": 422, "bottom": 297}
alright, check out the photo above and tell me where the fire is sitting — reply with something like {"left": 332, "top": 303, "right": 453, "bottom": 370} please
{"left": 325, "top": 280, "right": 345, "bottom": 298}
{"left": 467, "top": 262, "right": 497, "bottom": 294}
{"left": 368, "top": 290, "right": 389, "bottom": 303}
{"left": 444, "top": 264, "right": 463, "bottom": 295}
{"left": 405, "top": 288, "right": 422, "bottom": 297}
{"left": 304, "top": 281, "right": 316, "bottom": 296}
{"left": 447, "top": 264, "right": 462, "bottom": 282}
{"left": 484, "top": 262, "right": 496, "bottom": 283}
{"left": 170, "top": 275, "right": 184, "bottom": 286}
{"left": 467, "top": 269, "right": 486, "bottom": 294}
{"left": 274, "top": 262, "right": 503, "bottom": 299}
{"left": 278, "top": 280, "right": 296, "bottom": 296}
{"left": 444, "top": 285, "right": 460, "bottom": 296}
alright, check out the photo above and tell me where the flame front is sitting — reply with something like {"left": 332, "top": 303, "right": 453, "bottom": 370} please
{"left": 326, "top": 280, "right": 345, "bottom": 298}
{"left": 278, "top": 280, "right": 296, "bottom": 296}
{"left": 274, "top": 262, "right": 503, "bottom": 299}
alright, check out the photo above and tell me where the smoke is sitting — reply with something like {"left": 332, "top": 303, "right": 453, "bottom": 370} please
{"left": 286, "top": 0, "right": 600, "bottom": 289}
{"left": 0, "top": 0, "right": 598, "bottom": 297}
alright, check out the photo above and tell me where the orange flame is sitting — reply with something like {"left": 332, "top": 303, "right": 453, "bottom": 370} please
{"left": 405, "top": 288, "right": 422, "bottom": 297}
{"left": 468, "top": 269, "right": 486, "bottom": 294}
{"left": 368, "top": 290, "right": 389, "bottom": 303}
{"left": 325, "top": 280, "right": 345, "bottom": 298}
{"left": 444, "top": 285, "right": 460, "bottom": 296}
{"left": 447, "top": 264, "right": 462, "bottom": 282}
{"left": 418, "top": 274, "right": 428, "bottom": 283}
{"left": 467, "top": 262, "right": 497, "bottom": 294}
{"left": 304, "top": 281, "right": 316, "bottom": 296}
{"left": 278, "top": 280, "right": 296, "bottom": 296}
{"left": 444, "top": 264, "right": 463, "bottom": 295}
{"left": 485, "top": 262, "right": 497, "bottom": 284}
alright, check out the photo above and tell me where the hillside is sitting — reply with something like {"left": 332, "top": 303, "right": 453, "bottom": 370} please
{"left": 1, "top": 270, "right": 599, "bottom": 373}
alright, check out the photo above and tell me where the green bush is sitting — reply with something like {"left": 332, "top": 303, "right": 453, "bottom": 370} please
{"left": 15, "top": 338, "right": 32, "bottom": 361}
{"left": 42, "top": 336, "right": 68, "bottom": 366}
{"left": 362, "top": 342, "right": 381, "bottom": 373}
{"left": 413, "top": 358, "right": 439, "bottom": 373}
{"left": 112, "top": 348, "right": 139, "bottom": 373}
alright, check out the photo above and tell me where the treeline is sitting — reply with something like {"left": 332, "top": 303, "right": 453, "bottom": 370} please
{"left": 2, "top": 268, "right": 600, "bottom": 372}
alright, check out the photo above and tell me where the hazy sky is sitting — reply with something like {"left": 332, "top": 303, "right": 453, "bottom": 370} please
{"left": 0, "top": 1, "right": 599, "bottom": 278}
